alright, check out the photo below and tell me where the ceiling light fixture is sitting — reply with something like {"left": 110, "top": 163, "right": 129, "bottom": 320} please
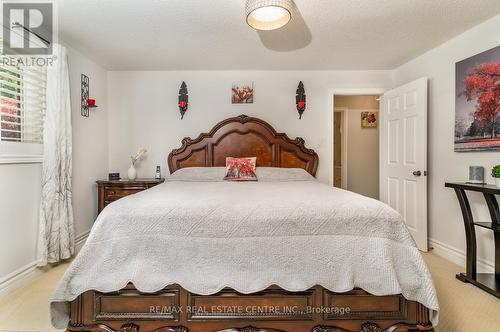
{"left": 245, "top": 0, "right": 293, "bottom": 31}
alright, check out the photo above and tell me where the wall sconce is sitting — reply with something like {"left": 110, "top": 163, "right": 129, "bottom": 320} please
{"left": 178, "top": 81, "right": 188, "bottom": 120}
{"left": 81, "top": 74, "right": 97, "bottom": 117}
{"left": 296, "top": 81, "right": 306, "bottom": 119}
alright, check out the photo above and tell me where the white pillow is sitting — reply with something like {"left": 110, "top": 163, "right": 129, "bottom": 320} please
{"left": 167, "top": 167, "right": 314, "bottom": 182}
{"left": 167, "top": 167, "right": 226, "bottom": 182}
{"left": 255, "top": 167, "right": 314, "bottom": 182}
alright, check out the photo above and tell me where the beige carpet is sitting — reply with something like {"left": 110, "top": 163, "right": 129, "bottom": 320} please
{"left": 0, "top": 262, "right": 68, "bottom": 332}
{"left": 423, "top": 253, "right": 500, "bottom": 331}
{"left": 0, "top": 253, "right": 499, "bottom": 332}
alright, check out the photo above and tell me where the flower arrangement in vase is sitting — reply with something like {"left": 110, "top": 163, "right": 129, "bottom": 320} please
{"left": 492, "top": 165, "right": 500, "bottom": 187}
{"left": 128, "top": 148, "right": 147, "bottom": 180}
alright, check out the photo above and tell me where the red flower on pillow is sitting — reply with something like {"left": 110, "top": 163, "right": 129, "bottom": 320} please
{"left": 224, "top": 157, "right": 257, "bottom": 181}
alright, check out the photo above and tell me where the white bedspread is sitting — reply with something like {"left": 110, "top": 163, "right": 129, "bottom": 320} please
{"left": 51, "top": 169, "right": 439, "bottom": 327}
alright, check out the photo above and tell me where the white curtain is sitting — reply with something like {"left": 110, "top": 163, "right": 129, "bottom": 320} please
{"left": 37, "top": 44, "right": 74, "bottom": 266}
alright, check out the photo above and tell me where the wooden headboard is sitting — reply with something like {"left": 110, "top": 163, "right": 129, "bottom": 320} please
{"left": 168, "top": 115, "right": 319, "bottom": 176}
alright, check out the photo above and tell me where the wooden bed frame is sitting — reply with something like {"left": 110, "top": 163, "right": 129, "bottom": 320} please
{"left": 67, "top": 115, "right": 433, "bottom": 332}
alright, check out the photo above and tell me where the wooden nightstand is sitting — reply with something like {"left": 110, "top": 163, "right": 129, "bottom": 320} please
{"left": 96, "top": 178, "right": 165, "bottom": 214}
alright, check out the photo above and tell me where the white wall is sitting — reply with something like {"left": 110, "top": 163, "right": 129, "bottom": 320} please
{"left": 0, "top": 163, "right": 41, "bottom": 282}
{"left": 0, "top": 43, "right": 108, "bottom": 294}
{"left": 393, "top": 14, "right": 500, "bottom": 270}
{"left": 346, "top": 108, "right": 379, "bottom": 199}
{"left": 66, "top": 44, "right": 109, "bottom": 237}
{"left": 107, "top": 71, "right": 392, "bottom": 184}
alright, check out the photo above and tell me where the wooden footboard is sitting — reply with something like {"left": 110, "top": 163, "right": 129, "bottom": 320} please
{"left": 67, "top": 284, "right": 433, "bottom": 332}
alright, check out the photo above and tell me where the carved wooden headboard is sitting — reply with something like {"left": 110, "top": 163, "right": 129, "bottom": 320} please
{"left": 168, "top": 115, "right": 319, "bottom": 176}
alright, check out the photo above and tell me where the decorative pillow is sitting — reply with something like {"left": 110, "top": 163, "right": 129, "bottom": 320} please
{"left": 224, "top": 157, "right": 257, "bottom": 181}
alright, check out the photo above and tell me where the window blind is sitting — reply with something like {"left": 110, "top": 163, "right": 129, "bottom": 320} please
{"left": 0, "top": 51, "right": 47, "bottom": 144}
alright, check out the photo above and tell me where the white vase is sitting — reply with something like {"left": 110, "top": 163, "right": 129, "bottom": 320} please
{"left": 495, "top": 177, "right": 500, "bottom": 188}
{"left": 127, "top": 164, "right": 137, "bottom": 180}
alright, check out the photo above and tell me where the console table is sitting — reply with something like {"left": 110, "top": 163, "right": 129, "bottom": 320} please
{"left": 445, "top": 182, "right": 499, "bottom": 298}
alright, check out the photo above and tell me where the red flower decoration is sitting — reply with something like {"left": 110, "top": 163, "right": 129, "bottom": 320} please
{"left": 463, "top": 61, "right": 500, "bottom": 138}
{"left": 179, "top": 100, "right": 187, "bottom": 108}
{"left": 297, "top": 101, "right": 305, "bottom": 109}
{"left": 224, "top": 157, "right": 257, "bottom": 181}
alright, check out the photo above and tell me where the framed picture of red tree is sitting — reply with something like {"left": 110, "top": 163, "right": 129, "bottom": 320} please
{"left": 455, "top": 45, "right": 500, "bottom": 151}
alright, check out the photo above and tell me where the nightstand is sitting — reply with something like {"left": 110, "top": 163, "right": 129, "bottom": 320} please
{"left": 96, "top": 178, "right": 165, "bottom": 214}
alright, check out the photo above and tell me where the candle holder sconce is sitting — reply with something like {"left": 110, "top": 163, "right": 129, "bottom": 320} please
{"left": 178, "top": 81, "right": 188, "bottom": 120}
{"left": 296, "top": 81, "right": 306, "bottom": 119}
{"left": 81, "top": 74, "right": 98, "bottom": 117}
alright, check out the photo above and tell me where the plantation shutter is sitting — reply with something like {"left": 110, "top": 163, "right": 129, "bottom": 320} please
{"left": 0, "top": 51, "right": 47, "bottom": 145}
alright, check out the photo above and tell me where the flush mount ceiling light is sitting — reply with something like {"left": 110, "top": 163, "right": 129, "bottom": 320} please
{"left": 246, "top": 0, "right": 293, "bottom": 31}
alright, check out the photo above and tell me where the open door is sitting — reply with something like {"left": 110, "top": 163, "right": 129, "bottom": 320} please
{"left": 380, "top": 78, "right": 428, "bottom": 251}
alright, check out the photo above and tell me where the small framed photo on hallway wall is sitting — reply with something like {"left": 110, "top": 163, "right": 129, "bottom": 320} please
{"left": 361, "top": 112, "right": 377, "bottom": 128}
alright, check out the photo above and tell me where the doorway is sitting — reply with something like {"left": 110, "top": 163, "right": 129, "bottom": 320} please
{"left": 333, "top": 95, "right": 380, "bottom": 199}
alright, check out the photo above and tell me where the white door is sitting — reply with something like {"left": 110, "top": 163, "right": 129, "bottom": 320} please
{"left": 380, "top": 78, "right": 428, "bottom": 251}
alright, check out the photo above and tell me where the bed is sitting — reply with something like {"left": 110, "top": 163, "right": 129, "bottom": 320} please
{"left": 53, "top": 115, "right": 438, "bottom": 332}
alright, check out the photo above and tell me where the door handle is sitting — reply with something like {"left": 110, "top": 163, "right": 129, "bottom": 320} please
{"left": 413, "top": 170, "right": 422, "bottom": 177}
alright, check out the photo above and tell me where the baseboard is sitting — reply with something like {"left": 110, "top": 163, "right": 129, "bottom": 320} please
{"left": 0, "top": 260, "right": 44, "bottom": 298}
{"left": 0, "top": 230, "right": 90, "bottom": 299}
{"left": 429, "top": 238, "right": 494, "bottom": 273}
{"left": 75, "top": 230, "right": 90, "bottom": 252}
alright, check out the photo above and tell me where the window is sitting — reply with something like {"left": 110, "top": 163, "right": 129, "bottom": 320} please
{"left": 0, "top": 47, "right": 47, "bottom": 158}
{"left": 0, "top": 63, "right": 46, "bottom": 143}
